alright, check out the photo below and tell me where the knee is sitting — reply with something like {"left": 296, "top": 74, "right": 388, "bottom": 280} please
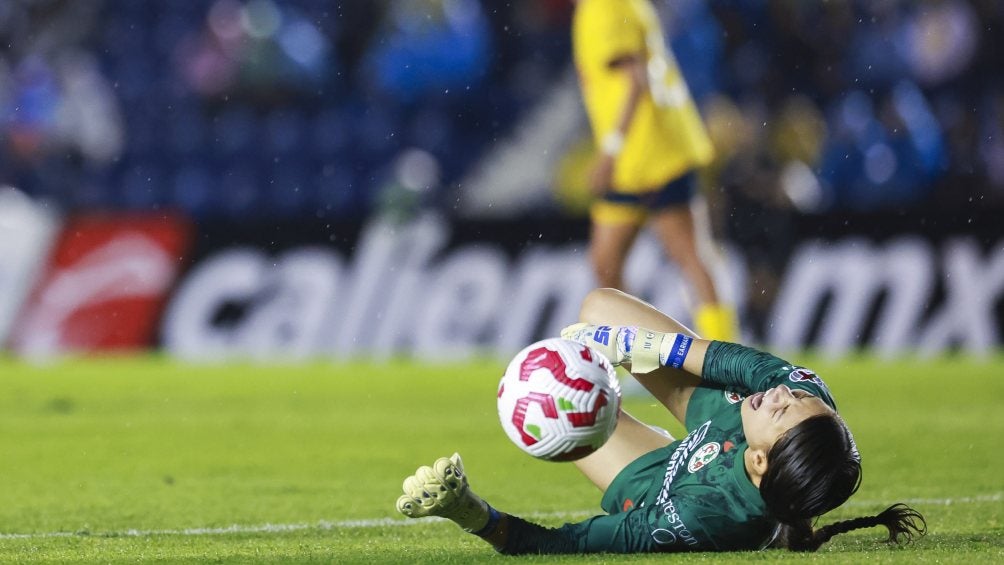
{"left": 579, "top": 287, "right": 626, "bottom": 321}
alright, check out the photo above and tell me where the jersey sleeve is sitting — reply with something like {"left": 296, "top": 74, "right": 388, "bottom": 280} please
{"left": 700, "top": 342, "right": 837, "bottom": 409}
{"left": 576, "top": 0, "right": 645, "bottom": 70}
{"left": 500, "top": 496, "right": 720, "bottom": 554}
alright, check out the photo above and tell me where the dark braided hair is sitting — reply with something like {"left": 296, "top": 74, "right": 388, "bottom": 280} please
{"left": 771, "top": 504, "right": 928, "bottom": 551}
{"left": 760, "top": 414, "right": 928, "bottom": 551}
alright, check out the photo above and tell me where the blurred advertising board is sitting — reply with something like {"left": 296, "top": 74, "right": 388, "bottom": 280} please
{"left": 0, "top": 189, "right": 59, "bottom": 347}
{"left": 1, "top": 208, "right": 998, "bottom": 360}
{"left": 158, "top": 211, "right": 1002, "bottom": 361}
{"left": 8, "top": 214, "right": 193, "bottom": 357}
{"left": 162, "top": 214, "right": 605, "bottom": 362}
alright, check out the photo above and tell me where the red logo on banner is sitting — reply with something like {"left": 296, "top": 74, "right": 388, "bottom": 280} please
{"left": 11, "top": 214, "right": 193, "bottom": 356}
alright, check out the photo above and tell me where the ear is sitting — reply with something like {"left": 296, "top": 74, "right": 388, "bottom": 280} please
{"left": 746, "top": 446, "right": 770, "bottom": 486}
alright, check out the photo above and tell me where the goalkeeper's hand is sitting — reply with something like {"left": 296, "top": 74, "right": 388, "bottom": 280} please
{"left": 396, "top": 453, "right": 490, "bottom": 533}
{"left": 561, "top": 322, "right": 677, "bottom": 374}
{"left": 560, "top": 322, "right": 631, "bottom": 366}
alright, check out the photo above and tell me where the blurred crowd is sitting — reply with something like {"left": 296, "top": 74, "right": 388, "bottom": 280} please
{"left": 699, "top": 0, "right": 1003, "bottom": 215}
{"left": 1, "top": 0, "right": 1002, "bottom": 224}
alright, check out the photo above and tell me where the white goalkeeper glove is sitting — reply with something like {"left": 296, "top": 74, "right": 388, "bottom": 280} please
{"left": 396, "top": 453, "right": 490, "bottom": 533}
{"left": 561, "top": 323, "right": 688, "bottom": 374}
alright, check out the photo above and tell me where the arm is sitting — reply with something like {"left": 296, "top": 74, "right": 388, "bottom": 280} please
{"left": 574, "top": 0, "right": 648, "bottom": 195}
{"left": 562, "top": 322, "right": 709, "bottom": 378}
{"left": 474, "top": 513, "right": 579, "bottom": 555}
{"left": 590, "top": 55, "right": 646, "bottom": 195}
{"left": 397, "top": 454, "right": 715, "bottom": 554}
{"left": 574, "top": 287, "right": 701, "bottom": 426}
{"left": 395, "top": 454, "right": 586, "bottom": 554}
{"left": 480, "top": 497, "right": 717, "bottom": 555}
{"left": 561, "top": 325, "right": 835, "bottom": 407}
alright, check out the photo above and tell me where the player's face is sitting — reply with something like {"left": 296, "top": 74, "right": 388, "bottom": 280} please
{"left": 741, "top": 385, "right": 833, "bottom": 452}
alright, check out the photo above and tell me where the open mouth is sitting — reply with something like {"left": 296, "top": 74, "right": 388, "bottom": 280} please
{"left": 750, "top": 392, "right": 765, "bottom": 411}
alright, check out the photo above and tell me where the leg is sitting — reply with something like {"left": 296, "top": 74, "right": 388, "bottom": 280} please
{"left": 648, "top": 205, "right": 718, "bottom": 305}
{"left": 588, "top": 220, "right": 640, "bottom": 290}
{"left": 577, "top": 287, "right": 701, "bottom": 425}
{"left": 572, "top": 409, "right": 673, "bottom": 492}
{"left": 649, "top": 205, "right": 737, "bottom": 341}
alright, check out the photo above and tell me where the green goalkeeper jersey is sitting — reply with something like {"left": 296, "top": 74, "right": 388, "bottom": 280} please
{"left": 500, "top": 341, "right": 839, "bottom": 554}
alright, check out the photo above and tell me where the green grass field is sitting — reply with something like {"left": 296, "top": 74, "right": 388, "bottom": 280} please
{"left": 0, "top": 353, "right": 1001, "bottom": 563}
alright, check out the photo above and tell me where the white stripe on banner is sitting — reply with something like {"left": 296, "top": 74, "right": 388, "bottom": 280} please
{"left": 0, "top": 493, "right": 999, "bottom": 540}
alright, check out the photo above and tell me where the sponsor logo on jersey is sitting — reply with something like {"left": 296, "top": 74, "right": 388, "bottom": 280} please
{"left": 687, "top": 442, "right": 721, "bottom": 473}
{"left": 651, "top": 497, "right": 699, "bottom": 547}
{"left": 724, "top": 389, "right": 744, "bottom": 404}
{"left": 655, "top": 421, "right": 710, "bottom": 505}
{"left": 788, "top": 368, "right": 829, "bottom": 391}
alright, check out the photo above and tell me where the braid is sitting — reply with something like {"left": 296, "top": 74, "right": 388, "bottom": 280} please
{"left": 815, "top": 504, "right": 927, "bottom": 546}
{"left": 776, "top": 504, "right": 928, "bottom": 552}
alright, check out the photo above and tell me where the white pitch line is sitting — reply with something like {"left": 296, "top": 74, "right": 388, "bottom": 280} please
{"left": 0, "top": 511, "right": 590, "bottom": 541}
{"left": 0, "top": 494, "right": 998, "bottom": 541}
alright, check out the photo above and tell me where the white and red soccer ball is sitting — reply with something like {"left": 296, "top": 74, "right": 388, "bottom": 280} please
{"left": 497, "top": 338, "right": 621, "bottom": 462}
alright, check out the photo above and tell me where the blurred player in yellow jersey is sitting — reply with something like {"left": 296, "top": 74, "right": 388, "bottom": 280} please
{"left": 572, "top": 0, "right": 736, "bottom": 341}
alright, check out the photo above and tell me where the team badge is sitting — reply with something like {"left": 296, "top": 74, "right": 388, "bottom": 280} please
{"left": 687, "top": 442, "right": 721, "bottom": 473}
{"left": 789, "top": 368, "right": 828, "bottom": 390}
{"left": 724, "top": 390, "right": 744, "bottom": 404}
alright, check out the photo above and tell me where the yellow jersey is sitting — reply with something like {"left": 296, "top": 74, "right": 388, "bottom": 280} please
{"left": 573, "top": 0, "right": 714, "bottom": 192}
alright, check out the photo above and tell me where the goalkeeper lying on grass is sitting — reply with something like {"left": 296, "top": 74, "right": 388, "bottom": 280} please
{"left": 396, "top": 288, "right": 926, "bottom": 554}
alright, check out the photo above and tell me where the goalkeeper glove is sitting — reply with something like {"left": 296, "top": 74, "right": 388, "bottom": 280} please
{"left": 561, "top": 323, "right": 692, "bottom": 374}
{"left": 396, "top": 453, "right": 491, "bottom": 533}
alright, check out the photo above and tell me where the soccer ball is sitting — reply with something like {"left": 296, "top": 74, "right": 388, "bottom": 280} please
{"left": 497, "top": 337, "right": 621, "bottom": 462}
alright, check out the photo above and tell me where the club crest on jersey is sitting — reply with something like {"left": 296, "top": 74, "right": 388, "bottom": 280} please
{"left": 789, "top": 368, "right": 828, "bottom": 390}
{"left": 687, "top": 442, "right": 721, "bottom": 473}
{"left": 724, "top": 390, "right": 744, "bottom": 404}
